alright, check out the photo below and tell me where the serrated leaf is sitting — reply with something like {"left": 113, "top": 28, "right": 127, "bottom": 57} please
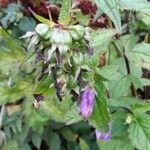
{"left": 132, "top": 102, "right": 150, "bottom": 114}
{"left": 111, "top": 76, "right": 131, "bottom": 98}
{"left": 111, "top": 111, "right": 128, "bottom": 137}
{"left": 90, "top": 29, "right": 117, "bottom": 51}
{"left": 128, "top": 114, "right": 150, "bottom": 150}
{"left": 64, "top": 102, "right": 83, "bottom": 125}
{"left": 39, "top": 99, "right": 64, "bottom": 122}
{"left": 90, "top": 74, "right": 110, "bottom": 132}
{"left": 126, "top": 43, "right": 150, "bottom": 69}
{"left": 94, "top": 0, "right": 121, "bottom": 33}
{"left": 0, "top": 28, "right": 25, "bottom": 75}
{"left": 119, "top": 0, "right": 150, "bottom": 14}
{"left": 58, "top": 0, "right": 71, "bottom": 25}
{"left": 108, "top": 97, "right": 139, "bottom": 109}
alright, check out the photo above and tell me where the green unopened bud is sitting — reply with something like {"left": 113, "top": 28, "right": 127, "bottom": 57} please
{"left": 73, "top": 52, "right": 84, "bottom": 65}
{"left": 52, "top": 28, "right": 72, "bottom": 45}
{"left": 58, "top": 44, "right": 69, "bottom": 55}
{"left": 70, "top": 25, "right": 85, "bottom": 40}
{"left": 35, "top": 23, "right": 49, "bottom": 37}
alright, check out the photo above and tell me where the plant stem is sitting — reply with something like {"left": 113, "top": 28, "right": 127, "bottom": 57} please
{"left": 123, "top": 53, "right": 138, "bottom": 98}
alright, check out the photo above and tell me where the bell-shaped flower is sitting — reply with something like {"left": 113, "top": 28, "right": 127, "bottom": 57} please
{"left": 80, "top": 87, "right": 95, "bottom": 118}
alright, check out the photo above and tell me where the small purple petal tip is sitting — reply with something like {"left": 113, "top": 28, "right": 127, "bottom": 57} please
{"left": 80, "top": 87, "right": 95, "bottom": 118}
{"left": 88, "top": 47, "right": 94, "bottom": 56}
{"left": 96, "top": 123, "right": 112, "bottom": 141}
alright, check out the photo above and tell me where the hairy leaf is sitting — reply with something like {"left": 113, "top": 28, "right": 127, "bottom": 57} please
{"left": 94, "top": 0, "right": 121, "bottom": 33}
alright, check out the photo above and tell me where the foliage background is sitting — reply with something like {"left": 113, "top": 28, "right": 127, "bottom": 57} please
{"left": 0, "top": 0, "right": 150, "bottom": 150}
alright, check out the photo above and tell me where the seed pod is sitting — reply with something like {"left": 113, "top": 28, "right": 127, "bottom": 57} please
{"left": 80, "top": 87, "right": 95, "bottom": 119}
{"left": 51, "top": 28, "right": 72, "bottom": 45}
{"left": 35, "top": 23, "right": 49, "bottom": 37}
{"left": 70, "top": 25, "right": 85, "bottom": 40}
{"left": 96, "top": 123, "right": 111, "bottom": 140}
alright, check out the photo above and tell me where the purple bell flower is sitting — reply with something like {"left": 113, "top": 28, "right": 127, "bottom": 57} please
{"left": 80, "top": 87, "right": 95, "bottom": 119}
{"left": 96, "top": 123, "right": 112, "bottom": 140}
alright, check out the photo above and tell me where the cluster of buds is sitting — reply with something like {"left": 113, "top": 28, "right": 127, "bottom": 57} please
{"left": 33, "top": 23, "right": 86, "bottom": 62}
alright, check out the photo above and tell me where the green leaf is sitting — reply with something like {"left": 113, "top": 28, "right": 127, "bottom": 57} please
{"left": 58, "top": 0, "right": 71, "bottom": 25}
{"left": 94, "top": 0, "right": 121, "bottom": 33}
{"left": 39, "top": 99, "right": 64, "bottom": 123}
{"left": 29, "top": 8, "right": 54, "bottom": 26}
{"left": 79, "top": 138, "right": 89, "bottom": 150}
{"left": 19, "top": 17, "right": 36, "bottom": 32}
{"left": 97, "top": 135, "right": 134, "bottom": 150}
{"left": 31, "top": 133, "right": 42, "bottom": 149}
{"left": 128, "top": 114, "right": 150, "bottom": 150}
{"left": 0, "top": 28, "right": 25, "bottom": 75}
{"left": 49, "top": 133, "right": 61, "bottom": 150}
{"left": 0, "top": 80, "right": 34, "bottom": 105}
{"left": 126, "top": 43, "right": 150, "bottom": 69}
{"left": 111, "top": 111, "right": 128, "bottom": 137}
{"left": 2, "top": 140, "right": 18, "bottom": 150}
{"left": 90, "top": 29, "right": 117, "bottom": 51}
{"left": 111, "top": 75, "right": 131, "bottom": 98}
{"left": 63, "top": 102, "right": 83, "bottom": 125}
{"left": 90, "top": 74, "right": 110, "bottom": 132}
{"left": 60, "top": 127, "right": 78, "bottom": 142}
{"left": 119, "top": 0, "right": 150, "bottom": 15}
{"left": 132, "top": 103, "right": 150, "bottom": 114}
{"left": 97, "top": 65, "right": 121, "bottom": 80}
{"left": 108, "top": 97, "right": 140, "bottom": 109}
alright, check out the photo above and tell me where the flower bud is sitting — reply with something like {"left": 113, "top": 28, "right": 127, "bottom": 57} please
{"left": 52, "top": 28, "right": 72, "bottom": 45}
{"left": 35, "top": 23, "right": 49, "bottom": 37}
{"left": 70, "top": 25, "right": 85, "bottom": 40}
{"left": 73, "top": 52, "right": 84, "bottom": 65}
{"left": 80, "top": 87, "right": 95, "bottom": 118}
{"left": 96, "top": 123, "right": 111, "bottom": 140}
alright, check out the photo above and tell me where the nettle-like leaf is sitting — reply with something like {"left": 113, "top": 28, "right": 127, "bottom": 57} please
{"left": 94, "top": 0, "right": 121, "bottom": 33}
{"left": 0, "top": 28, "right": 25, "bottom": 75}
{"left": 111, "top": 111, "right": 128, "bottom": 137}
{"left": 58, "top": 0, "right": 71, "bottom": 25}
{"left": 128, "top": 114, "right": 150, "bottom": 150}
{"left": 90, "top": 29, "right": 117, "bottom": 51}
{"left": 90, "top": 74, "right": 110, "bottom": 132}
{"left": 88, "top": 29, "right": 117, "bottom": 67}
{"left": 108, "top": 97, "right": 140, "bottom": 109}
{"left": 125, "top": 43, "right": 150, "bottom": 70}
{"left": 64, "top": 102, "right": 83, "bottom": 125}
{"left": 119, "top": 0, "right": 150, "bottom": 14}
{"left": 110, "top": 75, "right": 131, "bottom": 98}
